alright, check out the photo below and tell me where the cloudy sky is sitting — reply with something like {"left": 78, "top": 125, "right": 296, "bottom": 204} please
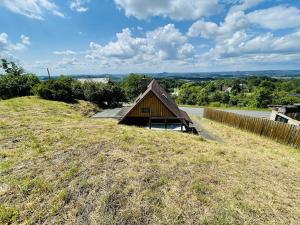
{"left": 0, "top": 0, "right": 300, "bottom": 75}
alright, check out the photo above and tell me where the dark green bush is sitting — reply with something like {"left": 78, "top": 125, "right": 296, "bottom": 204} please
{"left": 35, "top": 77, "right": 127, "bottom": 107}
{"left": 34, "top": 76, "right": 75, "bottom": 102}
{"left": 0, "top": 73, "right": 40, "bottom": 100}
{"left": 82, "top": 81, "right": 127, "bottom": 107}
{"left": 72, "top": 80, "right": 85, "bottom": 100}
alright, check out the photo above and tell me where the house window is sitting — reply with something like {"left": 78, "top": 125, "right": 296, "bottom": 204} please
{"left": 275, "top": 115, "right": 288, "bottom": 123}
{"left": 141, "top": 107, "right": 150, "bottom": 113}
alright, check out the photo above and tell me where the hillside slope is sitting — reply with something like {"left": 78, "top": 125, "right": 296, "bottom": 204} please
{"left": 0, "top": 97, "right": 299, "bottom": 225}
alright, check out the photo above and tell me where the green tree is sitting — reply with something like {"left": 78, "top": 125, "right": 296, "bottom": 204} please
{"left": 209, "top": 91, "right": 223, "bottom": 103}
{"left": 122, "top": 74, "right": 151, "bottom": 101}
{"left": 220, "top": 92, "right": 230, "bottom": 104}
{"left": 82, "top": 81, "right": 127, "bottom": 107}
{"left": 0, "top": 59, "right": 40, "bottom": 99}
{"left": 251, "top": 88, "right": 273, "bottom": 108}
{"left": 0, "top": 59, "right": 25, "bottom": 76}
{"left": 273, "top": 91, "right": 300, "bottom": 105}
{"left": 259, "top": 80, "right": 276, "bottom": 91}
{"left": 197, "top": 89, "right": 210, "bottom": 105}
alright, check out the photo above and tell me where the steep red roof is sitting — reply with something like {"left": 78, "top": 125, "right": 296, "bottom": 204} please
{"left": 119, "top": 80, "right": 192, "bottom": 124}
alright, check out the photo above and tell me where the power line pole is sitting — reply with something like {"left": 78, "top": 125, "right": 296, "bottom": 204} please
{"left": 47, "top": 68, "right": 51, "bottom": 80}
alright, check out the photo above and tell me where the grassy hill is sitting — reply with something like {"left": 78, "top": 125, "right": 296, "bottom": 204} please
{"left": 0, "top": 97, "right": 299, "bottom": 225}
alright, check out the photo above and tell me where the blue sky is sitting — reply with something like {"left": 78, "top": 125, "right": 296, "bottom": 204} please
{"left": 0, "top": 0, "right": 300, "bottom": 75}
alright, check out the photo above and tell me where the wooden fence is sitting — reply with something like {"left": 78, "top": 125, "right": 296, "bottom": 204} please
{"left": 203, "top": 108, "right": 300, "bottom": 148}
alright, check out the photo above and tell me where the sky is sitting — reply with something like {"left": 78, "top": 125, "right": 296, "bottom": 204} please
{"left": 0, "top": 0, "right": 300, "bottom": 75}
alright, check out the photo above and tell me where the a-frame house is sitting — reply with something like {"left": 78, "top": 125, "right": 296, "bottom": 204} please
{"left": 119, "top": 79, "right": 192, "bottom": 131}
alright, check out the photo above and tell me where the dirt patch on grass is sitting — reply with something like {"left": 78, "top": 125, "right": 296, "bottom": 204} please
{"left": 70, "top": 100, "right": 101, "bottom": 117}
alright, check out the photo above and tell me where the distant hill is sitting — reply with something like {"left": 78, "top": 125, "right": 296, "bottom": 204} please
{"left": 38, "top": 70, "right": 300, "bottom": 81}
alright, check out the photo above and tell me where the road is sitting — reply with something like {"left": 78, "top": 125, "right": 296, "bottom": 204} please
{"left": 92, "top": 106, "right": 271, "bottom": 120}
{"left": 92, "top": 108, "right": 123, "bottom": 118}
{"left": 179, "top": 107, "right": 271, "bottom": 119}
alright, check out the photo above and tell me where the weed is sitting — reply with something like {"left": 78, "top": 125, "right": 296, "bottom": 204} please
{"left": 0, "top": 205, "right": 19, "bottom": 224}
{"left": 98, "top": 154, "right": 106, "bottom": 163}
{"left": 63, "top": 165, "right": 80, "bottom": 179}
{"left": 0, "top": 160, "right": 13, "bottom": 172}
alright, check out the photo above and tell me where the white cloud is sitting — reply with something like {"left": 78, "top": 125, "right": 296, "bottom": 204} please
{"left": 87, "top": 28, "right": 147, "bottom": 60}
{"left": 70, "top": 0, "right": 91, "bottom": 13}
{"left": 272, "top": 31, "right": 300, "bottom": 52}
{"left": 248, "top": 6, "right": 300, "bottom": 29}
{"left": 188, "top": 10, "right": 248, "bottom": 39}
{"left": 0, "top": 33, "right": 31, "bottom": 61}
{"left": 56, "top": 58, "right": 81, "bottom": 68}
{"left": 86, "top": 24, "right": 194, "bottom": 64}
{"left": 229, "top": 0, "right": 264, "bottom": 12}
{"left": 205, "top": 30, "right": 300, "bottom": 59}
{"left": 192, "top": 2, "right": 300, "bottom": 69}
{"left": 78, "top": 31, "right": 87, "bottom": 36}
{"left": 0, "top": 33, "right": 30, "bottom": 52}
{"left": 146, "top": 24, "right": 188, "bottom": 59}
{"left": 114, "top": 0, "right": 221, "bottom": 20}
{"left": 53, "top": 50, "right": 77, "bottom": 56}
{"left": 178, "top": 43, "right": 195, "bottom": 58}
{"left": 0, "top": 33, "right": 9, "bottom": 47}
{"left": 21, "top": 34, "right": 31, "bottom": 45}
{"left": 0, "top": 0, "right": 64, "bottom": 20}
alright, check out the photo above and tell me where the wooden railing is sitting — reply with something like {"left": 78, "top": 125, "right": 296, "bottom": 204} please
{"left": 203, "top": 108, "right": 300, "bottom": 148}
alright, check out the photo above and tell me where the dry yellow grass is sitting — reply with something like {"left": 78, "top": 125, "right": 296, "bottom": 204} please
{"left": 0, "top": 97, "right": 299, "bottom": 225}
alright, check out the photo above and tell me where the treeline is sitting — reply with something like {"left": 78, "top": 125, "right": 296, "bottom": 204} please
{"left": 120, "top": 73, "right": 184, "bottom": 101}
{"left": 0, "top": 59, "right": 126, "bottom": 107}
{"left": 177, "top": 77, "right": 300, "bottom": 108}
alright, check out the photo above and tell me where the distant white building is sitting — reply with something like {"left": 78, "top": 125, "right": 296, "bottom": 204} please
{"left": 172, "top": 88, "right": 180, "bottom": 96}
{"left": 77, "top": 77, "right": 109, "bottom": 83}
{"left": 270, "top": 104, "right": 300, "bottom": 126}
{"left": 225, "top": 87, "right": 233, "bottom": 93}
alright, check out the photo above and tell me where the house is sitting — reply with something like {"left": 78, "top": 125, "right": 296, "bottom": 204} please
{"left": 225, "top": 87, "right": 233, "bottom": 93}
{"left": 270, "top": 104, "right": 300, "bottom": 126}
{"left": 119, "top": 79, "right": 193, "bottom": 132}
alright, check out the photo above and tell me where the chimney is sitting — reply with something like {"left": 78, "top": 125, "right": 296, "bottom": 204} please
{"left": 141, "top": 75, "right": 148, "bottom": 93}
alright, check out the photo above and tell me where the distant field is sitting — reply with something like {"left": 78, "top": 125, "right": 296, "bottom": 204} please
{"left": 0, "top": 97, "right": 299, "bottom": 224}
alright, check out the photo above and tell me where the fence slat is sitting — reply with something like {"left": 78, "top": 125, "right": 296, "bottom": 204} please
{"left": 203, "top": 108, "right": 299, "bottom": 148}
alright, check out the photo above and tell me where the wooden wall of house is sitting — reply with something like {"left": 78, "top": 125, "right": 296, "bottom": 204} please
{"left": 128, "top": 91, "right": 175, "bottom": 117}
